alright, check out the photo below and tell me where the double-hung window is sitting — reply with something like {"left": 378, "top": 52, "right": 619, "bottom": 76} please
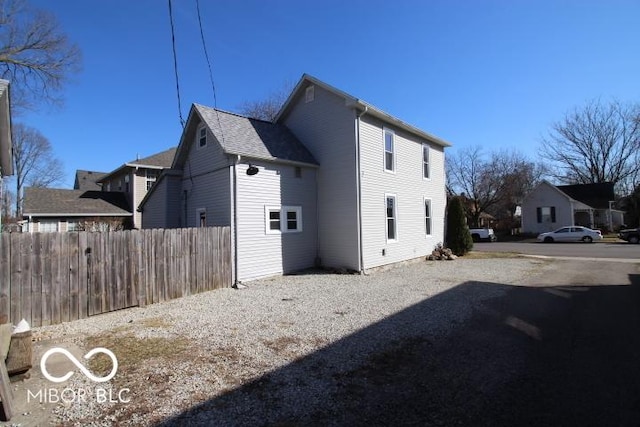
{"left": 146, "top": 170, "right": 159, "bottom": 191}
{"left": 422, "top": 143, "right": 430, "bottom": 179}
{"left": 265, "top": 206, "right": 302, "bottom": 233}
{"left": 198, "top": 126, "right": 207, "bottom": 148}
{"left": 384, "top": 129, "right": 395, "bottom": 172}
{"left": 536, "top": 206, "right": 556, "bottom": 224}
{"left": 385, "top": 195, "right": 397, "bottom": 242}
{"left": 424, "top": 198, "right": 432, "bottom": 235}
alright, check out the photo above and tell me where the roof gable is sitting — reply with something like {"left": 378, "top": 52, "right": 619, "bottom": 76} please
{"left": 557, "top": 183, "right": 615, "bottom": 209}
{"left": 98, "top": 146, "right": 177, "bottom": 183}
{"left": 276, "top": 74, "right": 452, "bottom": 148}
{"left": 23, "top": 187, "right": 131, "bottom": 216}
{"left": 173, "top": 105, "right": 318, "bottom": 169}
{"left": 74, "top": 170, "right": 107, "bottom": 191}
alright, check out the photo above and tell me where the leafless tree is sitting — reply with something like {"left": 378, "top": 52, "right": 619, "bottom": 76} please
{"left": 447, "top": 147, "right": 547, "bottom": 227}
{"left": 540, "top": 99, "right": 640, "bottom": 195}
{"left": 0, "top": 0, "right": 81, "bottom": 110}
{"left": 11, "top": 122, "right": 63, "bottom": 216}
{"left": 238, "top": 80, "right": 294, "bottom": 122}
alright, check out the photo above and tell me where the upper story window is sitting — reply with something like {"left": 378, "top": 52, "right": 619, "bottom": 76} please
{"left": 422, "top": 144, "right": 430, "bottom": 179}
{"left": 384, "top": 129, "right": 395, "bottom": 172}
{"left": 198, "top": 126, "right": 207, "bottom": 148}
{"left": 305, "top": 85, "right": 315, "bottom": 103}
{"left": 146, "top": 169, "right": 160, "bottom": 191}
{"left": 124, "top": 174, "right": 130, "bottom": 193}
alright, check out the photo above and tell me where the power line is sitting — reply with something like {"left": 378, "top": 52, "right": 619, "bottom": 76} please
{"left": 195, "top": 0, "right": 225, "bottom": 146}
{"left": 168, "top": 0, "right": 185, "bottom": 128}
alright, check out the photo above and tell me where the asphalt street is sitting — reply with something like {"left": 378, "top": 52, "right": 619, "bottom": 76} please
{"left": 474, "top": 241, "right": 640, "bottom": 260}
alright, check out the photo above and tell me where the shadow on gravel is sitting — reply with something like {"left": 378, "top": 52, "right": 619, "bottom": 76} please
{"left": 156, "top": 274, "right": 640, "bottom": 427}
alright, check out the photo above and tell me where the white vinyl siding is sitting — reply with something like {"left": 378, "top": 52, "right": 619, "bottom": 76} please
{"left": 359, "top": 115, "right": 446, "bottom": 269}
{"left": 280, "top": 83, "right": 358, "bottom": 270}
{"left": 236, "top": 162, "right": 317, "bottom": 282}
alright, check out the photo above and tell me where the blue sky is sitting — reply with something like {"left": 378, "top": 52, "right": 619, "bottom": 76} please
{"left": 22, "top": 0, "right": 640, "bottom": 187}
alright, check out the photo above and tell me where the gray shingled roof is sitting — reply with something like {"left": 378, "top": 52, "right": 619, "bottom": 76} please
{"left": 127, "top": 147, "right": 177, "bottom": 167}
{"left": 195, "top": 105, "right": 318, "bottom": 165}
{"left": 23, "top": 187, "right": 131, "bottom": 216}
{"left": 74, "top": 170, "right": 107, "bottom": 191}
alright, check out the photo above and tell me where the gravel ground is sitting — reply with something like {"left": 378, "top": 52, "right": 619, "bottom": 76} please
{"left": 11, "top": 257, "right": 549, "bottom": 426}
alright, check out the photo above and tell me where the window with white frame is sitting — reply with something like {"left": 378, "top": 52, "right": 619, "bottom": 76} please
{"left": 422, "top": 144, "right": 430, "bottom": 179}
{"left": 38, "top": 220, "right": 58, "bottom": 233}
{"left": 197, "top": 208, "right": 206, "bottom": 227}
{"left": 385, "top": 195, "right": 397, "bottom": 241}
{"left": 67, "top": 221, "right": 79, "bottom": 232}
{"left": 384, "top": 129, "right": 395, "bottom": 172}
{"left": 146, "top": 169, "right": 160, "bottom": 191}
{"left": 424, "top": 199, "right": 432, "bottom": 235}
{"left": 198, "top": 126, "right": 207, "bottom": 148}
{"left": 265, "top": 206, "right": 302, "bottom": 233}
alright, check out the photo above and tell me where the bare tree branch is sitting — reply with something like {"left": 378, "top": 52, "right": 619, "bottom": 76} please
{"left": 237, "top": 80, "right": 294, "bottom": 122}
{"left": 0, "top": 0, "right": 81, "bottom": 110}
{"left": 11, "top": 122, "right": 64, "bottom": 216}
{"left": 540, "top": 99, "right": 640, "bottom": 195}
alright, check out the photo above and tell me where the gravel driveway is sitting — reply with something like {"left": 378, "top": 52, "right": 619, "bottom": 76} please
{"left": 8, "top": 257, "right": 548, "bottom": 426}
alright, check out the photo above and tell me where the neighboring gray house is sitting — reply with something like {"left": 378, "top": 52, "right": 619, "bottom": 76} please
{"left": 522, "top": 181, "right": 625, "bottom": 234}
{"left": 74, "top": 170, "right": 107, "bottom": 191}
{"left": 22, "top": 187, "right": 131, "bottom": 232}
{"left": 97, "top": 147, "right": 176, "bottom": 229}
{"left": 141, "top": 74, "right": 451, "bottom": 283}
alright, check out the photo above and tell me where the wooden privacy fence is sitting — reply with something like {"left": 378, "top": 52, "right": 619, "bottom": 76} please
{"left": 0, "top": 227, "right": 232, "bottom": 327}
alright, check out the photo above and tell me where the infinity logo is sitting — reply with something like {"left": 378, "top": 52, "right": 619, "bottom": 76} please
{"left": 40, "top": 347, "right": 118, "bottom": 383}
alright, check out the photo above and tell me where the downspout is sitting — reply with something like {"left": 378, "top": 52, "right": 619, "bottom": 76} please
{"left": 232, "top": 155, "right": 240, "bottom": 287}
{"left": 355, "top": 105, "right": 368, "bottom": 274}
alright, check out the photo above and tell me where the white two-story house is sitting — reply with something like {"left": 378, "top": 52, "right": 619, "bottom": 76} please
{"left": 141, "top": 74, "right": 451, "bottom": 283}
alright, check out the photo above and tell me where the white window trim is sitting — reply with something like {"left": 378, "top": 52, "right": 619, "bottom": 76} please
{"left": 265, "top": 206, "right": 282, "bottom": 234}
{"left": 424, "top": 197, "right": 432, "bottom": 236}
{"left": 197, "top": 125, "right": 208, "bottom": 149}
{"left": 264, "top": 205, "right": 303, "bottom": 234}
{"left": 383, "top": 128, "right": 396, "bottom": 174}
{"left": 197, "top": 208, "right": 207, "bottom": 227}
{"left": 385, "top": 193, "right": 398, "bottom": 243}
{"left": 422, "top": 143, "right": 430, "bottom": 180}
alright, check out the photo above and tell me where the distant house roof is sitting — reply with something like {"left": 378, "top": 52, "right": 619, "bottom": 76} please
{"left": 276, "top": 74, "right": 452, "bottom": 149}
{"left": 172, "top": 105, "right": 318, "bottom": 168}
{"left": 98, "top": 146, "right": 177, "bottom": 183}
{"left": 0, "top": 79, "right": 12, "bottom": 177}
{"left": 74, "top": 170, "right": 107, "bottom": 191}
{"left": 23, "top": 187, "right": 131, "bottom": 217}
{"left": 557, "top": 183, "right": 615, "bottom": 210}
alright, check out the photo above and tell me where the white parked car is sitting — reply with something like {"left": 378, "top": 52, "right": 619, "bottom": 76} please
{"left": 537, "top": 226, "right": 603, "bottom": 243}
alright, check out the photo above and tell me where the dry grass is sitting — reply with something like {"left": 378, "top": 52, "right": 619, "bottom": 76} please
{"left": 464, "top": 251, "right": 523, "bottom": 259}
{"left": 85, "top": 331, "right": 191, "bottom": 376}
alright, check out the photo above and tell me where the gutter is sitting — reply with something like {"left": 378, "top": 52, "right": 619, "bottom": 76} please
{"left": 355, "top": 106, "right": 368, "bottom": 273}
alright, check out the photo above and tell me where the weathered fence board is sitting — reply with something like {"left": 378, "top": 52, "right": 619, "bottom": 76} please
{"left": 0, "top": 227, "right": 231, "bottom": 327}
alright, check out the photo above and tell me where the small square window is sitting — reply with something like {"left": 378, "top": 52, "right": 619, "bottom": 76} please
{"left": 269, "top": 210, "right": 280, "bottom": 231}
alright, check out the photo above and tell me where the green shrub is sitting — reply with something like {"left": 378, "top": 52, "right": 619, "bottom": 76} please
{"left": 446, "top": 196, "right": 473, "bottom": 256}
